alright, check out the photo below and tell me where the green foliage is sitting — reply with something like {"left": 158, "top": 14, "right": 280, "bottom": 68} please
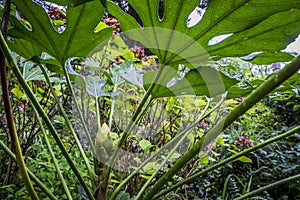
{"left": 144, "top": 66, "right": 240, "bottom": 98}
{"left": 107, "top": 0, "right": 300, "bottom": 100}
{"left": 108, "top": 0, "right": 300, "bottom": 63}
{"left": 2, "top": 133, "right": 93, "bottom": 199}
{"left": 8, "top": 0, "right": 112, "bottom": 64}
{"left": 245, "top": 52, "right": 295, "bottom": 65}
{"left": 1, "top": 0, "right": 300, "bottom": 200}
{"left": 170, "top": 91, "right": 300, "bottom": 199}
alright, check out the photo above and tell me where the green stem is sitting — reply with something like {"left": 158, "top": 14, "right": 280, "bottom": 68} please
{"left": 101, "top": 66, "right": 165, "bottom": 191}
{"left": 154, "top": 124, "right": 300, "bottom": 199}
{"left": 234, "top": 173, "right": 300, "bottom": 200}
{"left": 222, "top": 174, "right": 232, "bottom": 200}
{"left": 40, "top": 65, "right": 97, "bottom": 189}
{"left": 0, "top": 29, "right": 94, "bottom": 200}
{"left": 33, "top": 107, "right": 73, "bottom": 200}
{"left": 0, "top": 140, "right": 57, "bottom": 200}
{"left": 144, "top": 55, "right": 300, "bottom": 199}
{"left": 108, "top": 82, "right": 118, "bottom": 129}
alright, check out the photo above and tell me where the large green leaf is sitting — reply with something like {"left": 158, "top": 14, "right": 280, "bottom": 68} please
{"left": 108, "top": 0, "right": 300, "bottom": 65}
{"left": 8, "top": 37, "right": 85, "bottom": 86}
{"left": 9, "top": 0, "right": 112, "bottom": 65}
{"left": 144, "top": 67, "right": 240, "bottom": 98}
{"left": 108, "top": 0, "right": 300, "bottom": 98}
{"left": 45, "top": 0, "right": 106, "bottom": 8}
{"left": 8, "top": 39, "right": 43, "bottom": 61}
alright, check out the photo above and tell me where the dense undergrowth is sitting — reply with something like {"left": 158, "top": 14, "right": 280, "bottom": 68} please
{"left": 1, "top": 49, "right": 299, "bottom": 200}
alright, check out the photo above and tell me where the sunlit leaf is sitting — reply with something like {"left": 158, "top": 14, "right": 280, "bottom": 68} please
{"left": 11, "top": 86, "right": 26, "bottom": 100}
{"left": 144, "top": 67, "right": 240, "bottom": 99}
{"left": 22, "top": 63, "right": 45, "bottom": 82}
{"left": 237, "top": 156, "right": 252, "bottom": 163}
{"left": 139, "top": 139, "right": 152, "bottom": 151}
{"left": 108, "top": 0, "right": 300, "bottom": 98}
{"left": 118, "top": 60, "right": 143, "bottom": 88}
{"left": 199, "top": 155, "right": 210, "bottom": 164}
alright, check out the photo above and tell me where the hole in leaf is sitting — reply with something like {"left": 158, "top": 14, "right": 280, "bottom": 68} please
{"left": 187, "top": 0, "right": 209, "bottom": 28}
{"left": 199, "top": 0, "right": 210, "bottom": 9}
{"left": 207, "top": 33, "right": 233, "bottom": 46}
{"left": 14, "top": 8, "right": 33, "bottom": 31}
{"left": 33, "top": 0, "right": 67, "bottom": 33}
{"left": 112, "top": 0, "right": 129, "bottom": 12}
{"left": 240, "top": 52, "right": 263, "bottom": 61}
{"left": 284, "top": 34, "right": 300, "bottom": 54}
{"left": 158, "top": 0, "right": 164, "bottom": 21}
{"left": 126, "top": 3, "right": 143, "bottom": 27}
{"left": 166, "top": 64, "right": 189, "bottom": 88}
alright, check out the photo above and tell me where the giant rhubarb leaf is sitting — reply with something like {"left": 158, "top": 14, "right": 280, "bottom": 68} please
{"left": 108, "top": 0, "right": 300, "bottom": 98}
{"left": 109, "top": 0, "right": 300, "bottom": 65}
{"left": 8, "top": 0, "right": 112, "bottom": 65}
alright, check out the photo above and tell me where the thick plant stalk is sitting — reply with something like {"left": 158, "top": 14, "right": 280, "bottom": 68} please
{"left": 0, "top": 28, "right": 95, "bottom": 200}
{"left": 0, "top": 140, "right": 57, "bottom": 200}
{"left": 33, "top": 107, "right": 73, "bottom": 200}
{"left": 154, "top": 124, "right": 300, "bottom": 199}
{"left": 40, "top": 65, "right": 97, "bottom": 189}
{"left": 0, "top": 1, "right": 39, "bottom": 199}
{"left": 144, "top": 55, "right": 300, "bottom": 199}
{"left": 234, "top": 173, "right": 300, "bottom": 200}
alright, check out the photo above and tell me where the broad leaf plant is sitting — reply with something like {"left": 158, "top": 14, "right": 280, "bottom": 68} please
{"left": 0, "top": 0, "right": 300, "bottom": 199}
